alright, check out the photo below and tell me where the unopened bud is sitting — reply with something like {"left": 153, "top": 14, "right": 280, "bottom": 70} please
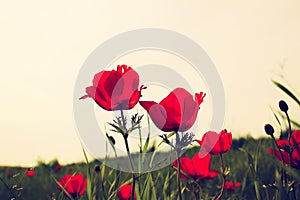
{"left": 264, "top": 124, "right": 274, "bottom": 136}
{"left": 94, "top": 165, "right": 101, "bottom": 173}
{"left": 279, "top": 100, "right": 288, "bottom": 112}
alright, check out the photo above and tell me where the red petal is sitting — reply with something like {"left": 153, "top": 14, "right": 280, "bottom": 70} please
{"left": 290, "top": 130, "right": 300, "bottom": 147}
{"left": 173, "top": 157, "right": 195, "bottom": 180}
{"left": 117, "top": 184, "right": 135, "bottom": 200}
{"left": 206, "top": 170, "right": 219, "bottom": 179}
{"left": 85, "top": 86, "right": 113, "bottom": 110}
{"left": 92, "top": 71, "right": 113, "bottom": 102}
{"left": 139, "top": 101, "right": 169, "bottom": 131}
{"left": 235, "top": 182, "right": 241, "bottom": 188}
{"left": 192, "top": 152, "right": 210, "bottom": 178}
{"left": 200, "top": 131, "right": 221, "bottom": 154}
{"left": 276, "top": 140, "right": 289, "bottom": 148}
{"left": 219, "top": 129, "right": 232, "bottom": 153}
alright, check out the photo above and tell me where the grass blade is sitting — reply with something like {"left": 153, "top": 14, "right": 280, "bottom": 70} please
{"left": 272, "top": 80, "right": 300, "bottom": 106}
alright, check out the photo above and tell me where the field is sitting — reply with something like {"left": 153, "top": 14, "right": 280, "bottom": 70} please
{"left": 1, "top": 137, "right": 299, "bottom": 200}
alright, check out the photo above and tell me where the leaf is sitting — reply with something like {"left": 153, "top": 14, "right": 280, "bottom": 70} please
{"left": 81, "top": 145, "right": 93, "bottom": 200}
{"left": 158, "top": 131, "right": 176, "bottom": 147}
{"left": 272, "top": 80, "right": 300, "bottom": 106}
{"left": 143, "top": 131, "right": 150, "bottom": 153}
{"left": 238, "top": 147, "right": 261, "bottom": 200}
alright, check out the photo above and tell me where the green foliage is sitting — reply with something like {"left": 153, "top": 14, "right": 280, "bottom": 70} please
{"left": 0, "top": 137, "right": 292, "bottom": 200}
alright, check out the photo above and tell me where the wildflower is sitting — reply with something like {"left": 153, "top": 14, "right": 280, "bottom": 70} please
{"left": 7, "top": 172, "right": 13, "bottom": 178}
{"left": 173, "top": 152, "right": 219, "bottom": 181}
{"left": 224, "top": 180, "right": 241, "bottom": 191}
{"left": 196, "top": 129, "right": 232, "bottom": 155}
{"left": 268, "top": 130, "right": 300, "bottom": 169}
{"left": 80, "top": 64, "right": 146, "bottom": 111}
{"left": 54, "top": 164, "right": 63, "bottom": 173}
{"left": 57, "top": 174, "right": 87, "bottom": 198}
{"left": 25, "top": 169, "right": 36, "bottom": 177}
{"left": 117, "top": 184, "right": 136, "bottom": 200}
{"left": 140, "top": 88, "right": 205, "bottom": 132}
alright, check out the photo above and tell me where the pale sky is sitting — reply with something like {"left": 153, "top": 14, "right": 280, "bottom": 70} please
{"left": 1, "top": 1, "right": 300, "bottom": 166}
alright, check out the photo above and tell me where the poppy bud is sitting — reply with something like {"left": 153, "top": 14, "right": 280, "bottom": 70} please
{"left": 94, "top": 165, "right": 101, "bottom": 173}
{"left": 264, "top": 124, "right": 274, "bottom": 136}
{"left": 106, "top": 133, "right": 115, "bottom": 145}
{"left": 279, "top": 100, "right": 288, "bottom": 112}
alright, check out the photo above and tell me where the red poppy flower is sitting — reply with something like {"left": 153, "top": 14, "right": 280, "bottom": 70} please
{"left": 290, "top": 130, "right": 300, "bottom": 144}
{"left": 67, "top": 167, "right": 73, "bottom": 172}
{"left": 139, "top": 88, "right": 206, "bottom": 132}
{"left": 196, "top": 129, "right": 232, "bottom": 155}
{"left": 268, "top": 132, "right": 300, "bottom": 169}
{"left": 54, "top": 164, "right": 63, "bottom": 173}
{"left": 7, "top": 172, "right": 13, "bottom": 178}
{"left": 25, "top": 169, "right": 36, "bottom": 177}
{"left": 173, "top": 152, "right": 219, "bottom": 181}
{"left": 80, "top": 65, "right": 146, "bottom": 111}
{"left": 57, "top": 174, "right": 87, "bottom": 197}
{"left": 117, "top": 184, "right": 136, "bottom": 200}
{"left": 224, "top": 180, "right": 241, "bottom": 191}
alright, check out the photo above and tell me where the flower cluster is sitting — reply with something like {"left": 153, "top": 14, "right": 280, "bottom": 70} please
{"left": 268, "top": 130, "right": 300, "bottom": 169}
{"left": 80, "top": 65, "right": 235, "bottom": 199}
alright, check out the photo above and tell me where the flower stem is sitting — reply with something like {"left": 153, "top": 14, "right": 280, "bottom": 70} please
{"left": 193, "top": 189, "right": 200, "bottom": 200}
{"left": 285, "top": 111, "right": 293, "bottom": 168}
{"left": 175, "top": 133, "right": 182, "bottom": 200}
{"left": 216, "top": 153, "right": 226, "bottom": 200}
{"left": 120, "top": 109, "right": 135, "bottom": 200}
{"left": 0, "top": 177, "right": 18, "bottom": 200}
{"left": 270, "top": 134, "right": 287, "bottom": 185}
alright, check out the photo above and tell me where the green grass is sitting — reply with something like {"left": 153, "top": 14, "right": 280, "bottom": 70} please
{"left": 0, "top": 137, "right": 298, "bottom": 200}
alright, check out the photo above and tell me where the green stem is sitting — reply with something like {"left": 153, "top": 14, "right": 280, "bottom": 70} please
{"left": 271, "top": 135, "right": 287, "bottom": 186}
{"left": 193, "top": 190, "right": 200, "bottom": 200}
{"left": 98, "top": 164, "right": 108, "bottom": 199}
{"left": 285, "top": 111, "right": 293, "bottom": 168}
{"left": 216, "top": 153, "right": 226, "bottom": 200}
{"left": 0, "top": 177, "right": 18, "bottom": 200}
{"left": 120, "top": 109, "right": 135, "bottom": 200}
{"left": 175, "top": 133, "right": 182, "bottom": 200}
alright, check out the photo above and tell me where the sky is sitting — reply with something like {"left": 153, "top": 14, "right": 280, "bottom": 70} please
{"left": 1, "top": 0, "right": 300, "bottom": 166}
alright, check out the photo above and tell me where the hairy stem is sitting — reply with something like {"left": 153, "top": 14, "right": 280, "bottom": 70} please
{"left": 285, "top": 111, "right": 293, "bottom": 168}
{"left": 175, "top": 133, "right": 182, "bottom": 200}
{"left": 271, "top": 135, "right": 287, "bottom": 185}
{"left": 120, "top": 109, "right": 135, "bottom": 200}
{"left": 216, "top": 153, "right": 226, "bottom": 200}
